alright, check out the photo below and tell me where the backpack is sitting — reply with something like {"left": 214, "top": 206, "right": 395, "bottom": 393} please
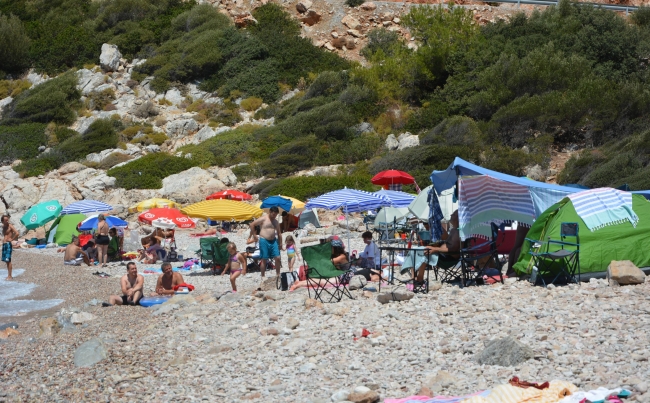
{"left": 278, "top": 271, "right": 299, "bottom": 291}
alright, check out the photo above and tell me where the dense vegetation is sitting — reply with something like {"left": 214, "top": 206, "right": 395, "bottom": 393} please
{"left": 2, "top": 0, "right": 650, "bottom": 193}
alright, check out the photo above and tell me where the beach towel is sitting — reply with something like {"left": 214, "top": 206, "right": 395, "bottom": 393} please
{"left": 384, "top": 390, "right": 490, "bottom": 403}
{"left": 568, "top": 188, "right": 638, "bottom": 231}
{"left": 461, "top": 381, "right": 577, "bottom": 403}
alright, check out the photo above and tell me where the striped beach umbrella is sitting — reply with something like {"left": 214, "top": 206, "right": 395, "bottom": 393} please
{"left": 128, "top": 198, "right": 179, "bottom": 213}
{"left": 61, "top": 200, "right": 113, "bottom": 215}
{"left": 305, "top": 188, "right": 391, "bottom": 214}
{"left": 373, "top": 189, "right": 416, "bottom": 208}
{"left": 181, "top": 199, "right": 263, "bottom": 221}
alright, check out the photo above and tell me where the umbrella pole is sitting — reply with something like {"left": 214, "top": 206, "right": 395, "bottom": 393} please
{"left": 345, "top": 206, "right": 351, "bottom": 253}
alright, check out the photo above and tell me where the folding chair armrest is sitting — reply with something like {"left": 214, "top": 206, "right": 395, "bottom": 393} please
{"left": 548, "top": 240, "right": 579, "bottom": 247}
{"left": 461, "top": 240, "right": 492, "bottom": 253}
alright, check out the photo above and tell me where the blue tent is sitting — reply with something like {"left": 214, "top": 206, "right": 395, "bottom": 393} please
{"left": 430, "top": 158, "right": 583, "bottom": 239}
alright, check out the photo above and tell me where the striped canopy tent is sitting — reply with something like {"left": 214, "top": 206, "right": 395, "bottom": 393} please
{"left": 373, "top": 189, "right": 416, "bottom": 208}
{"left": 61, "top": 200, "right": 113, "bottom": 215}
{"left": 430, "top": 157, "right": 582, "bottom": 240}
{"left": 305, "top": 188, "right": 392, "bottom": 250}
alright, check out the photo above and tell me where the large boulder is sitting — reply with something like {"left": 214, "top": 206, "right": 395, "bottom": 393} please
{"left": 476, "top": 336, "right": 534, "bottom": 366}
{"left": 160, "top": 167, "right": 226, "bottom": 203}
{"left": 385, "top": 134, "right": 399, "bottom": 151}
{"left": 76, "top": 69, "right": 107, "bottom": 95}
{"left": 193, "top": 126, "right": 216, "bottom": 144}
{"left": 296, "top": 0, "right": 312, "bottom": 12}
{"left": 65, "top": 168, "right": 117, "bottom": 200}
{"left": 342, "top": 15, "right": 362, "bottom": 30}
{"left": 397, "top": 132, "right": 420, "bottom": 150}
{"left": 208, "top": 167, "right": 237, "bottom": 186}
{"left": 608, "top": 260, "right": 646, "bottom": 285}
{"left": 74, "top": 338, "right": 108, "bottom": 367}
{"left": 99, "top": 44, "right": 122, "bottom": 72}
{"left": 58, "top": 162, "right": 87, "bottom": 175}
{"left": 166, "top": 119, "right": 199, "bottom": 139}
{"left": 164, "top": 88, "right": 184, "bottom": 105}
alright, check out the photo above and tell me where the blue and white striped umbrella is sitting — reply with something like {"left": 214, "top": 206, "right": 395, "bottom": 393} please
{"left": 61, "top": 200, "right": 113, "bottom": 215}
{"left": 305, "top": 188, "right": 391, "bottom": 213}
{"left": 373, "top": 189, "right": 416, "bottom": 208}
{"left": 78, "top": 214, "right": 128, "bottom": 231}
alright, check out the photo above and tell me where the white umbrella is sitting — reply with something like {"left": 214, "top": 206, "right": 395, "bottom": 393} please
{"left": 374, "top": 207, "right": 409, "bottom": 226}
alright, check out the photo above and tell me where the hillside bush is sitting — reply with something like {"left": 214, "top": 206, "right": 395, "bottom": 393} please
{"left": 262, "top": 172, "right": 378, "bottom": 201}
{"left": 57, "top": 119, "right": 120, "bottom": 163}
{"left": 0, "top": 123, "right": 47, "bottom": 164}
{"left": 107, "top": 152, "right": 198, "bottom": 189}
{"left": 0, "top": 13, "right": 31, "bottom": 76}
{"left": 0, "top": 79, "right": 31, "bottom": 99}
{"left": 1, "top": 72, "right": 80, "bottom": 125}
{"left": 240, "top": 96, "right": 263, "bottom": 112}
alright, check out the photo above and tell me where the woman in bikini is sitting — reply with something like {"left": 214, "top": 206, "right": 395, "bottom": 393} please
{"left": 95, "top": 214, "right": 110, "bottom": 267}
{"left": 289, "top": 240, "right": 350, "bottom": 291}
{"left": 222, "top": 242, "right": 246, "bottom": 292}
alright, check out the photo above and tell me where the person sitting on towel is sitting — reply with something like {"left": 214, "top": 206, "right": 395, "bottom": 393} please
{"left": 82, "top": 239, "right": 98, "bottom": 264}
{"left": 415, "top": 210, "right": 461, "bottom": 284}
{"left": 107, "top": 262, "right": 144, "bottom": 306}
{"left": 151, "top": 262, "right": 184, "bottom": 296}
{"left": 63, "top": 236, "right": 91, "bottom": 266}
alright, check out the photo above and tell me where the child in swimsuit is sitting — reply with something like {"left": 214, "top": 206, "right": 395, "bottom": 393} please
{"left": 284, "top": 235, "right": 300, "bottom": 272}
{"left": 222, "top": 242, "right": 246, "bottom": 292}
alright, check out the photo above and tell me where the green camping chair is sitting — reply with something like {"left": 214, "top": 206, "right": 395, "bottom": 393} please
{"left": 211, "top": 240, "right": 231, "bottom": 275}
{"left": 302, "top": 242, "right": 354, "bottom": 303}
{"left": 527, "top": 222, "right": 580, "bottom": 287}
{"left": 197, "top": 237, "right": 221, "bottom": 270}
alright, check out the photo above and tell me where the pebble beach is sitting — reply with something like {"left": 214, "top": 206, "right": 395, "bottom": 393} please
{"left": 1, "top": 228, "right": 650, "bottom": 403}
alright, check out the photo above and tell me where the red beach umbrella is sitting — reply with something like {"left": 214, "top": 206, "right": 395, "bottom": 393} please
{"left": 206, "top": 189, "right": 252, "bottom": 201}
{"left": 371, "top": 170, "right": 415, "bottom": 186}
{"left": 138, "top": 208, "right": 196, "bottom": 229}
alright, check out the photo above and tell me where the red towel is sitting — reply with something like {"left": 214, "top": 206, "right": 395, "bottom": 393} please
{"left": 172, "top": 283, "right": 195, "bottom": 291}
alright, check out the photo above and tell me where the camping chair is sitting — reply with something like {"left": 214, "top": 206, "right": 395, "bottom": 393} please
{"left": 244, "top": 246, "right": 274, "bottom": 273}
{"left": 459, "top": 222, "right": 505, "bottom": 287}
{"left": 211, "top": 241, "right": 231, "bottom": 275}
{"left": 302, "top": 242, "right": 354, "bottom": 303}
{"left": 527, "top": 222, "right": 580, "bottom": 286}
{"left": 197, "top": 237, "right": 221, "bottom": 269}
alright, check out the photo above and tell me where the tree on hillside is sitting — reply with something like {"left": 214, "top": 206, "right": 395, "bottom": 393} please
{"left": 0, "top": 12, "right": 31, "bottom": 77}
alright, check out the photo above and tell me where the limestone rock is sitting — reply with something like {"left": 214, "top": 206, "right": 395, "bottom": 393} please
{"left": 58, "top": 162, "right": 87, "bottom": 175}
{"left": 301, "top": 10, "right": 321, "bottom": 26}
{"left": 361, "top": 2, "right": 377, "bottom": 10}
{"left": 525, "top": 164, "right": 546, "bottom": 181}
{"left": 305, "top": 298, "right": 324, "bottom": 309}
{"left": 70, "top": 312, "right": 96, "bottom": 325}
{"left": 213, "top": 167, "right": 238, "bottom": 187}
{"left": 385, "top": 134, "right": 399, "bottom": 151}
{"left": 348, "top": 390, "right": 380, "bottom": 403}
{"left": 377, "top": 291, "right": 414, "bottom": 304}
{"left": 423, "top": 370, "right": 455, "bottom": 391}
{"left": 164, "top": 88, "right": 184, "bottom": 105}
{"left": 160, "top": 167, "right": 226, "bottom": 203}
{"left": 193, "top": 126, "right": 217, "bottom": 144}
{"left": 0, "top": 96, "right": 12, "bottom": 114}
{"left": 234, "top": 13, "right": 257, "bottom": 28}
{"left": 74, "top": 338, "right": 108, "bottom": 367}
{"left": 397, "top": 132, "right": 420, "bottom": 150}
{"left": 348, "top": 275, "right": 368, "bottom": 290}
{"left": 296, "top": 0, "right": 312, "bottom": 13}
{"left": 608, "top": 260, "right": 646, "bottom": 285}
{"left": 348, "top": 29, "right": 363, "bottom": 38}
{"left": 166, "top": 119, "right": 199, "bottom": 139}
{"left": 342, "top": 15, "right": 362, "bottom": 30}
{"left": 99, "top": 44, "right": 122, "bottom": 72}
{"left": 76, "top": 69, "right": 106, "bottom": 95}
{"left": 476, "top": 336, "right": 534, "bottom": 366}
{"left": 38, "top": 317, "right": 62, "bottom": 339}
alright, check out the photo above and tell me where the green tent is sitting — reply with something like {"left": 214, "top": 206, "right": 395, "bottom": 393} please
{"left": 513, "top": 194, "right": 650, "bottom": 276}
{"left": 46, "top": 214, "right": 85, "bottom": 246}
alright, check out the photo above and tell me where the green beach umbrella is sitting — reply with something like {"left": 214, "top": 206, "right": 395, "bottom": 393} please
{"left": 20, "top": 200, "right": 62, "bottom": 230}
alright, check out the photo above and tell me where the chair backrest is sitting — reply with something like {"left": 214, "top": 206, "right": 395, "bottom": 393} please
{"left": 301, "top": 241, "right": 342, "bottom": 278}
{"left": 375, "top": 223, "right": 396, "bottom": 242}
{"left": 560, "top": 222, "right": 579, "bottom": 247}
{"left": 212, "top": 242, "right": 231, "bottom": 266}
{"left": 199, "top": 237, "right": 220, "bottom": 259}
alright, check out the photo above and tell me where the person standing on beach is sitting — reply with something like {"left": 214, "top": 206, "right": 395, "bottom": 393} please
{"left": 108, "top": 262, "right": 144, "bottom": 306}
{"left": 2, "top": 215, "right": 18, "bottom": 280}
{"left": 250, "top": 206, "right": 282, "bottom": 278}
{"left": 95, "top": 214, "right": 110, "bottom": 268}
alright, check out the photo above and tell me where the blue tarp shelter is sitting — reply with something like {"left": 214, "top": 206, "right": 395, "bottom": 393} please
{"left": 430, "top": 157, "right": 584, "bottom": 239}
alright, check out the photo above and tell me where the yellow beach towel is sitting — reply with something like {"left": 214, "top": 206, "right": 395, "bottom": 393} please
{"left": 462, "top": 381, "right": 577, "bottom": 403}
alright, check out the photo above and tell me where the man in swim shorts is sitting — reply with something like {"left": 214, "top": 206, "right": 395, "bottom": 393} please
{"left": 2, "top": 215, "right": 18, "bottom": 280}
{"left": 250, "top": 206, "right": 282, "bottom": 278}
{"left": 108, "top": 262, "right": 144, "bottom": 306}
{"left": 151, "top": 262, "right": 184, "bottom": 296}
{"left": 63, "top": 236, "right": 91, "bottom": 266}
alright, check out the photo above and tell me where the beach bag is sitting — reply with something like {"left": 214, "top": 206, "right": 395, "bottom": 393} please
{"left": 278, "top": 271, "right": 299, "bottom": 291}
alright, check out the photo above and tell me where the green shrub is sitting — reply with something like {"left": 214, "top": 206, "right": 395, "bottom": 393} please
{"left": 361, "top": 28, "right": 399, "bottom": 59}
{"left": 0, "top": 123, "right": 47, "bottom": 164}
{"left": 240, "top": 96, "right": 263, "bottom": 112}
{"left": 14, "top": 151, "right": 63, "bottom": 177}
{"left": 254, "top": 103, "right": 280, "bottom": 120}
{"left": 0, "top": 13, "right": 31, "bottom": 76}
{"left": 422, "top": 116, "right": 484, "bottom": 146}
{"left": 179, "top": 124, "right": 259, "bottom": 167}
{"left": 263, "top": 172, "right": 378, "bottom": 201}
{"left": 86, "top": 89, "right": 116, "bottom": 111}
{"left": 0, "top": 79, "right": 31, "bottom": 99}
{"left": 97, "top": 152, "right": 133, "bottom": 169}
{"left": 346, "top": 0, "right": 365, "bottom": 7}
{"left": 1, "top": 72, "right": 80, "bottom": 125}
{"left": 107, "top": 152, "right": 198, "bottom": 189}
{"left": 53, "top": 126, "right": 77, "bottom": 144}
{"left": 57, "top": 119, "right": 120, "bottom": 163}
{"left": 231, "top": 163, "right": 262, "bottom": 181}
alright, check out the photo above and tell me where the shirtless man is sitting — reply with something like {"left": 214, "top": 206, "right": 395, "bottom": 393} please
{"left": 250, "top": 206, "right": 282, "bottom": 278}
{"left": 63, "top": 236, "right": 91, "bottom": 266}
{"left": 151, "top": 262, "right": 184, "bottom": 296}
{"left": 108, "top": 262, "right": 144, "bottom": 306}
{"left": 2, "top": 215, "right": 19, "bottom": 280}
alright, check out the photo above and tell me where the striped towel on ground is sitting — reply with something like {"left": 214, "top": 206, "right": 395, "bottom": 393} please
{"left": 460, "top": 381, "right": 577, "bottom": 403}
{"left": 568, "top": 188, "right": 638, "bottom": 231}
